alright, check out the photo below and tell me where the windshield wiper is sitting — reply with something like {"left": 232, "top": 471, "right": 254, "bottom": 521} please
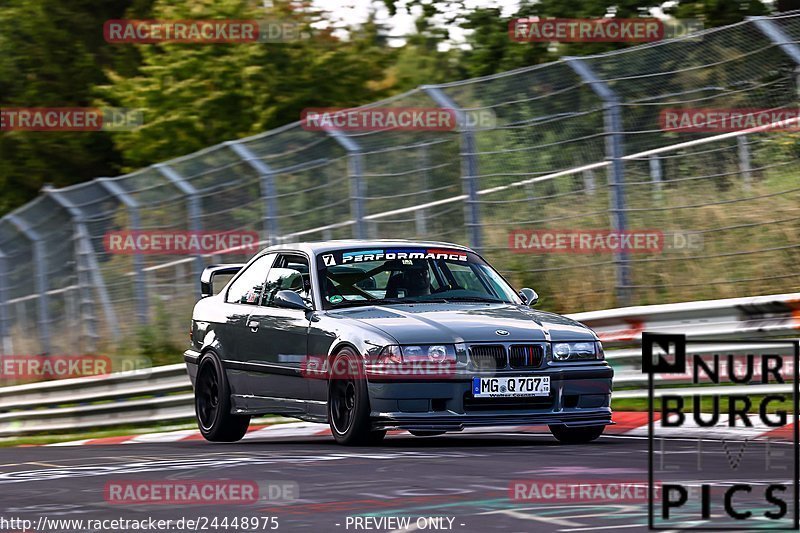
{"left": 328, "top": 297, "right": 406, "bottom": 308}
{"left": 326, "top": 300, "right": 371, "bottom": 309}
{"left": 366, "top": 297, "right": 453, "bottom": 305}
{"left": 328, "top": 295, "right": 505, "bottom": 308}
{"left": 329, "top": 297, "right": 451, "bottom": 308}
{"left": 443, "top": 296, "right": 505, "bottom": 303}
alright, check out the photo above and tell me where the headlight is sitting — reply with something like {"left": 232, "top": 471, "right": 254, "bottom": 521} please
{"left": 426, "top": 345, "right": 450, "bottom": 363}
{"left": 377, "top": 345, "right": 457, "bottom": 363}
{"left": 551, "top": 341, "right": 603, "bottom": 361}
{"left": 553, "top": 343, "right": 571, "bottom": 360}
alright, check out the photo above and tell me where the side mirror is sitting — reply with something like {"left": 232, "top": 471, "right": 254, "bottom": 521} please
{"left": 200, "top": 264, "right": 245, "bottom": 298}
{"left": 274, "top": 290, "right": 313, "bottom": 311}
{"left": 519, "top": 288, "right": 539, "bottom": 307}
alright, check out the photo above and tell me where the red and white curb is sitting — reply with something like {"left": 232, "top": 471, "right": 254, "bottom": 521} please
{"left": 44, "top": 412, "right": 794, "bottom": 447}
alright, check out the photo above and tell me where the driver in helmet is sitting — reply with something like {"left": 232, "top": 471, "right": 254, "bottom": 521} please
{"left": 400, "top": 260, "right": 431, "bottom": 297}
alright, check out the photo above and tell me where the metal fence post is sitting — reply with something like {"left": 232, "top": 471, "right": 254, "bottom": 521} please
{"left": 15, "top": 301, "right": 26, "bottom": 342}
{"left": 6, "top": 215, "right": 50, "bottom": 353}
{"left": 44, "top": 186, "right": 119, "bottom": 350}
{"left": 583, "top": 169, "right": 596, "bottom": 195}
{"left": 155, "top": 164, "right": 204, "bottom": 297}
{"left": 750, "top": 16, "right": 800, "bottom": 68}
{"left": 565, "top": 57, "right": 631, "bottom": 306}
{"left": 749, "top": 17, "right": 800, "bottom": 139}
{"left": 422, "top": 85, "right": 482, "bottom": 252}
{"left": 737, "top": 136, "right": 752, "bottom": 189}
{"left": 744, "top": 18, "right": 800, "bottom": 193}
{"left": 175, "top": 262, "right": 186, "bottom": 300}
{"left": 226, "top": 141, "right": 280, "bottom": 244}
{"left": 98, "top": 178, "right": 149, "bottom": 325}
{"left": 325, "top": 128, "right": 366, "bottom": 239}
{"left": 649, "top": 155, "right": 662, "bottom": 190}
{"left": 649, "top": 155, "right": 663, "bottom": 203}
{"left": 415, "top": 144, "right": 430, "bottom": 237}
{"left": 0, "top": 249, "right": 11, "bottom": 355}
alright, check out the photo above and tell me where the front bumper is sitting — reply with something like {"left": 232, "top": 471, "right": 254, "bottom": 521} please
{"left": 367, "top": 365, "right": 613, "bottom": 432}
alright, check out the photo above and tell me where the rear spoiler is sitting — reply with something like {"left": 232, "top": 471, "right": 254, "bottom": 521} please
{"left": 200, "top": 264, "right": 245, "bottom": 298}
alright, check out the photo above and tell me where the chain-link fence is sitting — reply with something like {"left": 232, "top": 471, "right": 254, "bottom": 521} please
{"left": 1, "top": 14, "right": 799, "bottom": 355}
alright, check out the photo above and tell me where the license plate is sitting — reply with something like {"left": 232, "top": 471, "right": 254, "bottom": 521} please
{"left": 472, "top": 376, "right": 550, "bottom": 397}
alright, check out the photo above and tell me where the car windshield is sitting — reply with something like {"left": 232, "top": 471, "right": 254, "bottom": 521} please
{"left": 316, "top": 247, "right": 522, "bottom": 309}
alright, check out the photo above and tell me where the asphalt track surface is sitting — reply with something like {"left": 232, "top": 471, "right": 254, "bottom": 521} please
{"left": 0, "top": 431, "right": 795, "bottom": 533}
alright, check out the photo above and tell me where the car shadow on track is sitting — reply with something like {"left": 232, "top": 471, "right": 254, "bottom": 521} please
{"left": 229, "top": 433, "right": 623, "bottom": 449}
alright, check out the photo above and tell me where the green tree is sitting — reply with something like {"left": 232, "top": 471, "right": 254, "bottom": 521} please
{"left": 0, "top": 0, "right": 147, "bottom": 214}
{"left": 665, "top": 0, "right": 769, "bottom": 28}
{"left": 382, "top": 0, "right": 775, "bottom": 78}
{"left": 99, "top": 0, "right": 395, "bottom": 169}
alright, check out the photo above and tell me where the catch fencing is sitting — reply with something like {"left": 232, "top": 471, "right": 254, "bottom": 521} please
{"left": 0, "top": 14, "right": 799, "bottom": 354}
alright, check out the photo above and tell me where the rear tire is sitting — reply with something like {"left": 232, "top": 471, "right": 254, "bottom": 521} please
{"left": 328, "top": 348, "right": 386, "bottom": 446}
{"left": 195, "top": 352, "right": 250, "bottom": 442}
{"left": 549, "top": 424, "right": 605, "bottom": 444}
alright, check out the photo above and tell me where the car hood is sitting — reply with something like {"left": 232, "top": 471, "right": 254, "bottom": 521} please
{"left": 329, "top": 303, "right": 596, "bottom": 344}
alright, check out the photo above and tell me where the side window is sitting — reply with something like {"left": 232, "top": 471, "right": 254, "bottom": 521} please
{"left": 225, "top": 254, "right": 275, "bottom": 305}
{"left": 263, "top": 254, "right": 311, "bottom": 307}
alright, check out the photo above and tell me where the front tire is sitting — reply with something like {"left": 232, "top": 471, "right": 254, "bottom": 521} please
{"left": 195, "top": 352, "right": 250, "bottom": 442}
{"left": 328, "top": 348, "right": 386, "bottom": 446}
{"left": 549, "top": 424, "right": 605, "bottom": 444}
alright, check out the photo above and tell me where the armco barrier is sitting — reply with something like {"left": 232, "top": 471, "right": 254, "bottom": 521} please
{"left": 0, "top": 364, "right": 192, "bottom": 436}
{"left": 571, "top": 291, "right": 800, "bottom": 344}
{"left": 0, "top": 292, "right": 798, "bottom": 437}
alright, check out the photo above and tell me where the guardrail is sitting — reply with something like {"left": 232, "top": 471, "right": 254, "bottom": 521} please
{"left": 574, "top": 291, "right": 800, "bottom": 395}
{"left": 0, "top": 292, "right": 798, "bottom": 437}
{"left": 571, "top": 291, "right": 800, "bottom": 344}
{"left": 0, "top": 364, "right": 192, "bottom": 436}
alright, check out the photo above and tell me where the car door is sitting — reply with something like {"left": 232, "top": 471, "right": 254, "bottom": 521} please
{"left": 238, "top": 253, "right": 312, "bottom": 409}
{"left": 220, "top": 252, "right": 277, "bottom": 400}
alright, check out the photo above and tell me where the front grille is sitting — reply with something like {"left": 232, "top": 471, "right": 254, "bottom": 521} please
{"left": 509, "top": 345, "right": 544, "bottom": 369}
{"left": 469, "top": 345, "right": 507, "bottom": 370}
